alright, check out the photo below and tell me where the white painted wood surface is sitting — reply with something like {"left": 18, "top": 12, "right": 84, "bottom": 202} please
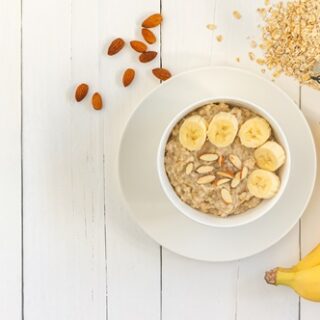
{"left": 1, "top": 0, "right": 320, "bottom": 319}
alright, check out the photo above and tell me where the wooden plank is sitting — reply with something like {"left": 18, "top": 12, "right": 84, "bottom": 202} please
{"left": 161, "top": 1, "right": 239, "bottom": 319}
{"left": 101, "top": 0, "right": 162, "bottom": 319}
{"left": 23, "top": 0, "right": 106, "bottom": 318}
{"left": 300, "top": 86, "right": 320, "bottom": 320}
{"left": 220, "top": 0, "right": 300, "bottom": 319}
{"left": 0, "top": 0, "right": 21, "bottom": 319}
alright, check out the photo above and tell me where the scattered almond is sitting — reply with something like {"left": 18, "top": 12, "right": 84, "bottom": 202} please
{"left": 107, "top": 38, "right": 125, "bottom": 56}
{"left": 152, "top": 68, "right": 172, "bottom": 81}
{"left": 75, "top": 83, "right": 89, "bottom": 102}
{"left": 199, "top": 153, "right": 219, "bottom": 162}
{"left": 197, "top": 175, "right": 216, "bottom": 185}
{"left": 91, "top": 92, "right": 103, "bottom": 110}
{"left": 229, "top": 154, "right": 242, "bottom": 169}
{"left": 130, "top": 40, "right": 148, "bottom": 53}
{"left": 236, "top": 57, "right": 241, "bottom": 63}
{"left": 217, "top": 171, "right": 234, "bottom": 179}
{"left": 139, "top": 51, "right": 158, "bottom": 63}
{"left": 216, "top": 178, "right": 231, "bottom": 186}
{"left": 142, "top": 13, "right": 163, "bottom": 28}
{"left": 185, "top": 163, "right": 194, "bottom": 175}
{"left": 240, "top": 166, "right": 249, "bottom": 180}
{"left": 122, "top": 68, "right": 135, "bottom": 87}
{"left": 218, "top": 155, "right": 224, "bottom": 167}
{"left": 221, "top": 189, "right": 233, "bottom": 204}
{"left": 196, "top": 165, "right": 214, "bottom": 174}
{"left": 141, "top": 28, "right": 157, "bottom": 44}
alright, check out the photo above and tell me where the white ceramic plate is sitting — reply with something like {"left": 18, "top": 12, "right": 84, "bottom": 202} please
{"left": 118, "top": 67, "right": 317, "bottom": 262}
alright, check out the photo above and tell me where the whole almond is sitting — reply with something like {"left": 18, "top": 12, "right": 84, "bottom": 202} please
{"left": 107, "top": 38, "right": 125, "bottom": 56}
{"left": 130, "top": 40, "right": 147, "bottom": 53}
{"left": 141, "top": 28, "right": 156, "bottom": 44}
{"left": 122, "top": 68, "right": 135, "bottom": 87}
{"left": 92, "top": 92, "right": 103, "bottom": 110}
{"left": 75, "top": 83, "right": 89, "bottom": 102}
{"left": 139, "top": 51, "right": 158, "bottom": 63}
{"left": 142, "top": 13, "right": 163, "bottom": 28}
{"left": 152, "top": 68, "right": 172, "bottom": 81}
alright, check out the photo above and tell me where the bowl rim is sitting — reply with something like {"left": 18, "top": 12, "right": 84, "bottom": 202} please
{"left": 157, "top": 96, "right": 291, "bottom": 228}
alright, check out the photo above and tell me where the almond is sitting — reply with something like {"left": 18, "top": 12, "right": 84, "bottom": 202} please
{"left": 231, "top": 174, "right": 241, "bottom": 188}
{"left": 196, "top": 165, "right": 214, "bottom": 174}
{"left": 152, "top": 68, "right": 172, "bottom": 81}
{"left": 75, "top": 83, "right": 89, "bottom": 102}
{"left": 229, "top": 154, "right": 242, "bottom": 169}
{"left": 107, "top": 38, "right": 125, "bottom": 56}
{"left": 240, "top": 166, "right": 249, "bottom": 180}
{"left": 139, "top": 51, "right": 158, "bottom": 63}
{"left": 185, "top": 163, "right": 194, "bottom": 175}
{"left": 142, "top": 28, "right": 156, "bottom": 44}
{"left": 199, "top": 153, "right": 218, "bottom": 162}
{"left": 218, "top": 155, "right": 225, "bottom": 167}
{"left": 130, "top": 40, "right": 147, "bottom": 53}
{"left": 221, "top": 189, "right": 233, "bottom": 204}
{"left": 197, "top": 175, "right": 216, "bottom": 185}
{"left": 91, "top": 92, "right": 103, "bottom": 110}
{"left": 142, "top": 13, "right": 163, "bottom": 28}
{"left": 217, "top": 171, "right": 234, "bottom": 179}
{"left": 122, "top": 68, "right": 135, "bottom": 87}
{"left": 216, "top": 178, "right": 231, "bottom": 186}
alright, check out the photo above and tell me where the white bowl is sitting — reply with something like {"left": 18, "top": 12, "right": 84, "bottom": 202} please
{"left": 157, "top": 97, "right": 291, "bottom": 228}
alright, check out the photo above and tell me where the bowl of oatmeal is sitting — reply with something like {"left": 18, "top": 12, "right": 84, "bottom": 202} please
{"left": 157, "top": 98, "right": 291, "bottom": 228}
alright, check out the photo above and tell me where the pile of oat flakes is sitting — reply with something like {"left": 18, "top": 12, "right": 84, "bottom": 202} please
{"left": 259, "top": 0, "right": 320, "bottom": 89}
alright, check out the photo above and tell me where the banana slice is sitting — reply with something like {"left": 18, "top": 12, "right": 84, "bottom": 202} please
{"left": 179, "top": 115, "right": 207, "bottom": 151}
{"left": 254, "top": 141, "right": 286, "bottom": 171}
{"left": 247, "top": 169, "right": 280, "bottom": 199}
{"left": 207, "top": 112, "right": 238, "bottom": 148}
{"left": 239, "top": 117, "right": 271, "bottom": 148}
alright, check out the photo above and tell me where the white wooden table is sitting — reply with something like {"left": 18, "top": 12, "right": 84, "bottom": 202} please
{"left": 2, "top": 0, "right": 320, "bottom": 319}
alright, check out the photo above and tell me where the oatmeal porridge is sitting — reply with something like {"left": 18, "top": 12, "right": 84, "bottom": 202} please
{"left": 164, "top": 102, "right": 286, "bottom": 217}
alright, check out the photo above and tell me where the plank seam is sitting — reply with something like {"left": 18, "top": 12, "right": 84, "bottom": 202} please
{"left": 20, "top": 0, "right": 24, "bottom": 317}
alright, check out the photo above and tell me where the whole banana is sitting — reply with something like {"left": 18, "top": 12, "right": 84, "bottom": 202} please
{"left": 265, "top": 243, "right": 320, "bottom": 302}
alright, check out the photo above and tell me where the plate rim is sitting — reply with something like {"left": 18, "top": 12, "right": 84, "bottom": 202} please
{"left": 117, "top": 66, "right": 317, "bottom": 262}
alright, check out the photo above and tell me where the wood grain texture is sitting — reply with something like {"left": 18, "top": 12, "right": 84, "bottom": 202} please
{"left": 1, "top": 0, "right": 319, "bottom": 319}
{"left": 300, "top": 86, "right": 320, "bottom": 320}
{"left": 161, "top": 1, "right": 239, "bottom": 319}
{"left": 23, "top": 0, "right": 106, "bottom": 318}
{"left": 101, "top": 0, "right": 162, "bottom": 319}
{"left": 0, "top": 0, "right": 21, "bottom": 319}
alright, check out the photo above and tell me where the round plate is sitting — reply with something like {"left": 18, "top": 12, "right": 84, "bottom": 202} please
{"left": 118, "top": 67, "right": 317, "bottom": 262}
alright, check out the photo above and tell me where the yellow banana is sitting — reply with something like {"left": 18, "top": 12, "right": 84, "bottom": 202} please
{"left": 278, "top": 243, "right": 320, "bottom": 273}
{"left": 265, "top": 265, "right": 320, "bottom": 302}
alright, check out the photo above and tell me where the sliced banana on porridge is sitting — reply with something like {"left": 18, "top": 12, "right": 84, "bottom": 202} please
{"left": 239, "top": 117, "right": 271, "bottom": 148}
{"left": 179, "top": 115, "right": 207, "bottom": 151}
{"left": 247, "top": 169, "right": 280, "bottom": 199}
{"left": 207, "top": 112, "right": 239, "bottom": 148}
{"left": 254, "top": 141, "right": 286, "bottom": 171}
